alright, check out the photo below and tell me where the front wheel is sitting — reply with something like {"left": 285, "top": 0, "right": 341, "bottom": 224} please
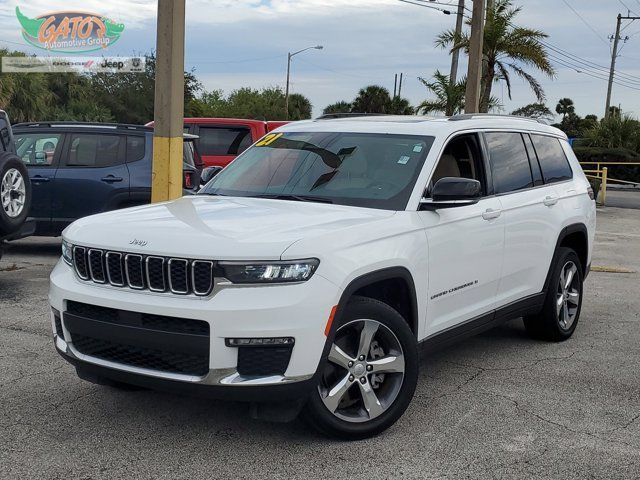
{"left": 304, "top": 296, "right": 418, "bottom": 440}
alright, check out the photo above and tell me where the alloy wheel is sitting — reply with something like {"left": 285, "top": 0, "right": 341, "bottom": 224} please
{"left": 1, "top": 168, "right": 26, "bottom": 218}
{"left": 318, "top": 319, "right": 405, "bottom": 423}
{"left": 557, "top": 261, "right": 580, "bottom": 330}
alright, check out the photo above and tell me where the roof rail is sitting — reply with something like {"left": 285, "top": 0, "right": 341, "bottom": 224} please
{"left": 448, "top": 113, "right": 544, "bottom": 124}
{"left": 12, "top": 121, "right": 153, "bottom": 131}
{"left": 316, "top": 113, "right": 394, "bottom": 120}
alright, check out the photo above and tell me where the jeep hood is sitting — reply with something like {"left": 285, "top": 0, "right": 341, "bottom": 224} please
{"left": 64, "top": 196, "right": 395, "bottom": 260}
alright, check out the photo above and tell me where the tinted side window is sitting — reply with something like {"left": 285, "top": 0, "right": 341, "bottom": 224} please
{"left": 198, "top": 127, "right": 252, "bottom": 156}
{"left": 522, "top": 134, "right": 543, "bottom": 186}
{"left": 485, "top": 132, "right": 533, "bottom": 194}
{"left": 126, "top": 135, "right": 146, "bottom": 163}
{"left": 531, "top": 134, "right": 573, "bottom": 183}
{"left": 66, "top": 134, "right": 122, "bottom": 167}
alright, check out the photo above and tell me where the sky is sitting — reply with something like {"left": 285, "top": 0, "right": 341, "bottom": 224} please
{"left": 1, "top": 0, "right": 640, "bottom": 120}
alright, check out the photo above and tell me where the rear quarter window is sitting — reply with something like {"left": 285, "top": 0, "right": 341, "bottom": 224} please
{"left": 197, "top": 126, "right": 252, "bottom": 156}
{"left": 530, "top": 134, "right": 573, "bottom": 183}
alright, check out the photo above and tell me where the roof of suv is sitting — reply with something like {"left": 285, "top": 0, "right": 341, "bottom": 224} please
{"left": 13, "top": 122, "right": 152, "bottom": 133}
{"left": 278, "top": 115, "right": 566, "bottom": 139}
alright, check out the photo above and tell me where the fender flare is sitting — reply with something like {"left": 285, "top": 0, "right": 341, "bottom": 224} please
{"left": 328, "top": 266, "right": 419, "bottom": 341}
{"left": 543, "top": 223, "right": 589, "bottom": 292}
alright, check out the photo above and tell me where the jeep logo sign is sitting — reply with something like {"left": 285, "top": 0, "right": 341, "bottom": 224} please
{"left": 16, "top": 6, "right": 125, "bottom": 53}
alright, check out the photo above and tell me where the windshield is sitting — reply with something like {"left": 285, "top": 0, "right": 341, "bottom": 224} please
{"left": 200, "top": 132, "right": 434, "bottom": 210}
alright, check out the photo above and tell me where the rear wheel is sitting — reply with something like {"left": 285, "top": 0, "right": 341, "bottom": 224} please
{"left": 304, "top": 296, "right": 418, "bottom": 439}
{"left": 0, "top": 153, "right": 31, "bottom": 235}
{"left": 524, "top": 247, "right": 583, "bottom": 341}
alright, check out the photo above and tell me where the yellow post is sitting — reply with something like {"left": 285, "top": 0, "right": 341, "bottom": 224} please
{"left": 601, "top": 167, "right": 608, "bottom": 206}
{"left": 151, "top": 0, "right": 186, "bottom": 203}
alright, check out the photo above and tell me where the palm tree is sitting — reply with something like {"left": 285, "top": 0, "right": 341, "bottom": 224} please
{"left": 323, "top": 101, "right": 352, "bottom": 115}
{"left": 417, "top": 70, "right": 502, "bottom": 116}
{"left": 436, "top": 0, "right": 555, "bottom": 113}
{"left": 556, "top": 98, "right": 575, "bottom": 120}
{"left": 351, "top": 85, "right": 393, "bottom": 113}
{"left": 417, "top": 70, "right": 466, "bottom": 116}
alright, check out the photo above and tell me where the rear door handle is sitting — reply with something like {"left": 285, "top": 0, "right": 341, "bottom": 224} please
{"left": 101, "top": 175, "right": 123, "bottom": 183}
{"left": 543, "top": 195, "right": 558, "bottom": 206}
{"left": 31, "top": 175, "right": 50, "bottom": 183}
{"left": 482, "top": 208, "right": 502, "bottom": 220}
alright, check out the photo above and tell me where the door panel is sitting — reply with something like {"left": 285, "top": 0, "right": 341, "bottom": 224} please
{"left": 494, "top": 186, "right": 561, "bottom": 306}
{"left": 52, "top": 133, "right": 129, "bottom": 233}
{"left": 420, "top": 198, "right": 505, "bottom": 334}
{"left": 14, "top": 130, "right": 64, "bottom": 234}
{"left": 484, "top": 131, "right": 560, "bottom": 307}
{"left": 419, "top": 132, "right": 505, "bottom": 335}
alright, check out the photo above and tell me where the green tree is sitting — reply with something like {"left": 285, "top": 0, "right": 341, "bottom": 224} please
{"left": 287, "top": 93, "right": 312, "bottom": 120}
{"left": 555, "top": 98, "right": 575, "bottom": 120}
{"left": 511, "top": 102, "right": 554, "bottom": 122}
{"left": 351, "top": 85, "right": 393, "bottom": 113}
{"left": 417, "top": 70, "right": 466, "bottom": 116}
{"left": 388, "top": 96, "right": 414, "bottom": 115}
{"left": 436, "top": 0, "right": 555, "bottom": 113}
{"left": 0, "top": 49, "right": 52, "bottom": 122}
{"left": 584, "top": 114, "right": 640, "bottom": 152}
{"left": 323, "top": 101, "right": 352, "bottom": 115}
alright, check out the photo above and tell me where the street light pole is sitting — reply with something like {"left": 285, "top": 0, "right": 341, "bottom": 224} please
{"left": 284, "top": 45, "right": 323, "bottom": 119}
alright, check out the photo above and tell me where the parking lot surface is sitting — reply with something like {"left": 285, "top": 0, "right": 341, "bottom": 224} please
{"left": 1, "top": 207, "right": 638, "bottom": 479}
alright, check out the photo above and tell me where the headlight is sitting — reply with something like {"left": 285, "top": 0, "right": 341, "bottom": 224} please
{"left": 219, "top": 259, "right": 319, "bottom": 284}
{"left": 61, "top": 239, "right": 73, "bottom": 266}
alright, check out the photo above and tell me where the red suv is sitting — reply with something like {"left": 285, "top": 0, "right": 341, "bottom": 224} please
{"left": 147, "top": 118, "right": 289, "bottom": 168}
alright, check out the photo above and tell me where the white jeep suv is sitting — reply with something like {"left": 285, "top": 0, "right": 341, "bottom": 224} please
{"left": 50, "top": 115, "right": 596, "bottom": 439}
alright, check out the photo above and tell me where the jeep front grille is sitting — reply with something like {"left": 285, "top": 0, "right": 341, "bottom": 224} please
{"left": 71, "top": 246, "right": 215, "bottom": 296}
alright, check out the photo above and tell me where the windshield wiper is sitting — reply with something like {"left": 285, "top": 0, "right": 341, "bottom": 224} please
{"left": 253, "top": 194, "right": 334, "bottom": 204}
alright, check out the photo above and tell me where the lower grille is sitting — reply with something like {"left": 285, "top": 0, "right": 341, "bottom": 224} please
{"left": 72, "top": 334, "right": 209, "bottom": 376}
{"left": 64, "top": 301, "right": 210, "bottom": 376}
{"left": 237, "top": 346, "right": 293, "bottom": 376}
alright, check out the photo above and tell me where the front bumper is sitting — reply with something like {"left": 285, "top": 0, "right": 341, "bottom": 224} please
{"left": 50, "top": 259, "right": 340, "bottom": 400}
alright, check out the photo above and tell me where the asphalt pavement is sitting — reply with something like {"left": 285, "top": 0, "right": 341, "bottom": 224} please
{"left": 1, "top": 207, "right": 638, "bottom": 479}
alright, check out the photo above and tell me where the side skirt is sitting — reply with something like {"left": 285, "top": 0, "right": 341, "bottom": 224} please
{"left": 419, "top": 292, "right": 546, "bottom": 355}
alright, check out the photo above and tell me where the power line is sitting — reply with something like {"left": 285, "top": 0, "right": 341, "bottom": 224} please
{"left": 548, "top": 52, "right": 640, "bottom": 92}
{"left": 560, "top": 0, "right": 610, "bottom": 47}
{"left": 540, "top": 40, "right": 640, "bottom": 84}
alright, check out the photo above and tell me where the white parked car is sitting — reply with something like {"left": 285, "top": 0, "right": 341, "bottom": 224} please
{"left": 50, "top": 115, "right": 596, "bottom": 439}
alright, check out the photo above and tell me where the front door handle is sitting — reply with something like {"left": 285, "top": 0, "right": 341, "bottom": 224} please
{"left": 31, "top": 175, "right": 50, "bottom": 183}
{"left": 543, "top": 195, "right": 558, "bottom": 206}
{"left": 101, "top": 175, "right": 123, "bottom": 183}
{"left": 482, "top": 208, "right": 502, "bottom": 220}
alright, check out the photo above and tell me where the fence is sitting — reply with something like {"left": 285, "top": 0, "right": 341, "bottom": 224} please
{"left": 579, "top": 162, "right": 640, "bottom": 206}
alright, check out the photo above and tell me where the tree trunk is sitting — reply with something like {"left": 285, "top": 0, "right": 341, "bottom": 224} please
{"left": 479, "top": 61, "right": 495, "bottom": 113}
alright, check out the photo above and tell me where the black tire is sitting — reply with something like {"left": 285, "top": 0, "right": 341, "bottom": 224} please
{"left": 304, "top": 296, "right": 418, "bottom": 440}
{"left": 0, "top": 152, "right": 32, "bottom": 235}
{"left": 524, "top": 247, "right": 584, "bottom": 342}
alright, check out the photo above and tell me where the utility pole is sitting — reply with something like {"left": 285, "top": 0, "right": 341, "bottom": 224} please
{"left": 152, "top": 0, "right": 185, "bottom": 202}
{"left": 449, "top": 0, "right": 465, "bottom": 84}
{"left": 465, "top": 0, "right": 485, "bottom": 113}
{"left": 605, "top": 13, "right": 638, "bottom": 118}
{"left": 605, "top": 14, "right": 622, "bottom": 119}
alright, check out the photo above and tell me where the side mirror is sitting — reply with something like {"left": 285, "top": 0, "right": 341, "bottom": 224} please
{"left": 420, "top": 177, "right": 481, "bottom": 210}
{"left": 200, "top": 166, "right": 223, "bottom": 185}
{"left": 34, "top": 151, "right": 46, "bottom": 164}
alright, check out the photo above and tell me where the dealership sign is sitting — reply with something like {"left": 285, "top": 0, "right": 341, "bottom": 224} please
{"left": 16, "top": 6, "right": 125, "bottom": 53}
